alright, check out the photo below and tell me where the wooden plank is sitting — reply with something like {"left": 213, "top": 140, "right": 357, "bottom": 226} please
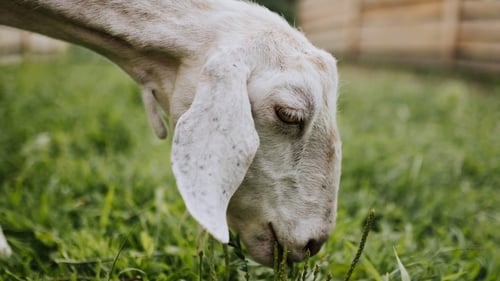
{"left": 359, "top": 41, "right": 442, "bottom": 57}
{"left": 305, "top": 28, "right": 350, "bottom": 42}
{"left": 458, "top": 42, "right": 500, "bottom": 61}
{"left": 362, "top": 0, "right": 442, "bottom": 10}
{"left": 359, "top": 22, "right": 443, "bottom": 57}
{"left": 357, "top": 53, "right": 444, "bottom": 66}
{"left": 308, "top": 36, "right": 350, "bottom": 53}
{"left": 362, "top": 1, "right": 442, "bottom": 26}
{"left": 440, "top": 0, "right": 461, "bottom": 62}
{"left": 356, "top": 54, "right": 500, "bottom": 74}
{"left": 459, "top": 20, "right": 500, "bottom": 43}
{"left": 360, "top": 22, "right": 442, "bottom": 46}
{"left": 299, "top": 12, "right": 352, "bottom": 32}
{"left": 299, "top": 1, "right": 349, "bottom": 23}
{"left": 456, "top": 59, "right": 500, "bottom": 73}
{"left": 306, "top": 29, "right": 351, "bottom": 52}
{"left": 298, "top": 0, "right": 342, "bottom": 12}
{"left": 345, "top": 0, "right": 363, "bottom": 55}
{"left": 462, "top": 1, "right": 500, "bottom": 21}
{"left": 310, "top": 37, "right": 351, "bottom": 53}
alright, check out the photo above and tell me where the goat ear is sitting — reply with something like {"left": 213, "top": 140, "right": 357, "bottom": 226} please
{"left": 171, "top": 53, "right": 259, "bottom": 243}
{"left": 141, "top": 86, "right": 168, "bottom": 139}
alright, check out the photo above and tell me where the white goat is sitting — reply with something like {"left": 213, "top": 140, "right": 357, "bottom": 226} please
{"left": 0, "top": 0, "right": 341, "bottom": 266}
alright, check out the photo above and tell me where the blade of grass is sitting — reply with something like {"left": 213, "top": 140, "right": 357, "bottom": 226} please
{"left": 312, "top": 264, "right": 320, "bottom": 281}
{"left": 393, "top": 247, "right": 411, "bottom": 281}
{"left": 198, "top": 250, "right": 204, "bottom": 281}
{"left": 344, "top": 241, "right": 384, "bottom": 281}
{"left": 107, "top": 234, "right": 128, "bottom": 281}
{"left": 99, "top": 185, "right": 115, "bottom": 229}
{"left": 118, "top": 268, "right": 147, "bottom": 278}
{"left": 273, "top": 241, "right": 280, "bottom": 280}
{"left": 344, "top": 209, "right": 376, "bottom": 281}
{"left": 223, "top": 244, "right": 230, "bottom": 281}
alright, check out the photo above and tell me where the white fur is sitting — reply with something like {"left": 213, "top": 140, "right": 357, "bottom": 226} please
{"left": 0, "top": 0, "right": 341, "bottom": 266}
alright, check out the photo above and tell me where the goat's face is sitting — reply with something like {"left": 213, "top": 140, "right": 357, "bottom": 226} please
{"left": 171, "top": 46, "right": 340, "bottom": 266}
{"left": 226, "top": 51, "right": 341, "bottom": 266}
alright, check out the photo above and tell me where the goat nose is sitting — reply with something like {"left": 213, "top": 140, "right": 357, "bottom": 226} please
{"left": 304, "top": 238, "right": 325, "bottom": 256}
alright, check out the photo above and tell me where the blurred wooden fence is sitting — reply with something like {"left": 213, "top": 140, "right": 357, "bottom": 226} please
{"left": 298, "top": 0, "right": 500, "bottom": 73}
{"left": 0, "top": 26, "right": 67, "bottom": 61}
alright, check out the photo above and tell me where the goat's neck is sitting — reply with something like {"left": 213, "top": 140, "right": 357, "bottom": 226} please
{"left": 0, "top": 1, "right": 219, "bottom": 88}
{"left": 0, "top": 1, "right": 227, "bottom": 117}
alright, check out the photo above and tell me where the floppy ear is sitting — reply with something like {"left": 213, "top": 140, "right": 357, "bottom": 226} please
{"left": 141, "top": 85, "right": 168, "bottom": 139}
{"left": 171, "top": 52, "right": 259, "bottom": 243}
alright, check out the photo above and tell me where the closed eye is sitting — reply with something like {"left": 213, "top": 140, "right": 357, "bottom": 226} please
{"left": 275, "top": 106, "right": 304, "bottom": 125}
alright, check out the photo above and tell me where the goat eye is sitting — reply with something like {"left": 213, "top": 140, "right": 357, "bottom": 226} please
{"left": 275, "top": 107, "right": 303, "bottom": 125}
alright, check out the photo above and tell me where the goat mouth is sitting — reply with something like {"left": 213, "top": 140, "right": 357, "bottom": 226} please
{"left": 268, "top": 222, "right": 292, "bottom": 266}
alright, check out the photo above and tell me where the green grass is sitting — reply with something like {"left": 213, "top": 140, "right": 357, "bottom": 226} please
{"left": 0, "top": 48, "right": 499, "bottom": 280}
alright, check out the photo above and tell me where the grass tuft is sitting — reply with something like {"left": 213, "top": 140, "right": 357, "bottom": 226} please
{"left": 273, "top": 241, "right": 288, "bottom": 281}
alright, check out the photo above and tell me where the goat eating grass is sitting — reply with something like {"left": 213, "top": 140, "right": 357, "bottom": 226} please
{"left": 0, "top": 0, "right": 341, "bottom": 266}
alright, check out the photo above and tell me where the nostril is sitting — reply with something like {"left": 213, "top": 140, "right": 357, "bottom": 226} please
{"left": 304, "top": 239, "right": 323, "bottom": 256}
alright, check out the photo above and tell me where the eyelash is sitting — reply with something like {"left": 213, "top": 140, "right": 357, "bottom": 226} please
{"left": 275, "top": 107, "right": 304, "bottom": 125}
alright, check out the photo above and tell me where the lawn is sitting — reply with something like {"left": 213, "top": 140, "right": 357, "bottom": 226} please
{"left": 0, "top": 48, "right": 498, "bottom": 280}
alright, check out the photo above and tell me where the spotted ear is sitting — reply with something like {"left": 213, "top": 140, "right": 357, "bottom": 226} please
{"left": 171, "top": 52, "right": 259, "bottom": 243}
